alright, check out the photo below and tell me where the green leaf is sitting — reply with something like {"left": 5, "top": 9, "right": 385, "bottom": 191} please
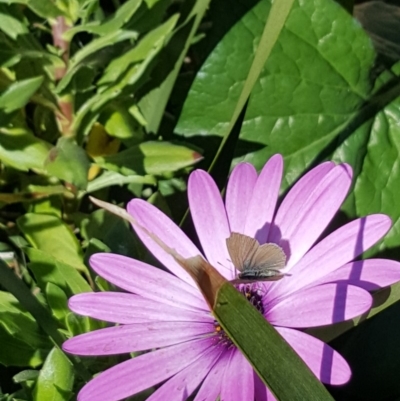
{"left": 25, "top": 248, "right": 91, "bottom": 295}
{"left": 176, "top": 0, "right": 375, "bottom": 185}
{"left": 0, "top": 126, "right": 52, "bottom": 172}
{"left": 13, "top": 370, "right": 39, "bottom": 383}
{"left": 0, "top": 76, "right": 44, "bottom": 113}
{"left": 214, "top": 283, "right": 334, "bottom": 400}
{"left": 63, "top": 0, "right": 143, "bottom": 40}
{"left": 44, "top": 137, "right": 90, "bottom": 189}
{"left": 46, "top": 283, "right": 69, "bottom": 322}
{"left": 0, "top": 323, "right": 45, "bottom": 367}
{"left": 95, "top": 141, "right": 202, "bottom": 176}
{"left": 353, "top": 89, "right": 400, "bottom": 255}
{"left": 72, "top": 15, "right": 179, "bottom": 135}
{"left": 0, "top": 5, "right": 29, "bottom": 40}
{"left": 98, "top": 14, "right": 179, "bottom": 85}
{"left": 138, "top": 0, "right": 212, "bottom": 134}
{"left": 17, "top": 213, "right": 89, "bottom": 275}
{"left": 0, "top": 185, "right": 66, "bottom": 205}
{"left": 0, "top": 291, "right": 51, "bottom": 367}
{"left": 33, "top": 347, "right": 74, "bottom": 401}
{"left": 56, "top": 30, "right": 139, "bottom": 93}
{"left": 100, "top": 102, "right": 145, "bottom": 141}
{"left": 65, "top": 312, "right": 89, "bottom": 336}
{"left": 0, "top": 259, "right": 91, "bottom": 380}
{"left": 310, "top": 65, "right": 400, "bottom": 341}
{"left": 85, "top": 171, "right": 156, "bottom": 195}
{"left": 0, "top": 0, "right": 63, "bottom": 18}
{"left": 80, "top": 208, "right": 142, "bottom": 258}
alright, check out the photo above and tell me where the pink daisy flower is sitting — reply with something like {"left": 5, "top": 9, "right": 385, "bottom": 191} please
{"left": 63, "top": 155, "right": 400, "bottom": 401}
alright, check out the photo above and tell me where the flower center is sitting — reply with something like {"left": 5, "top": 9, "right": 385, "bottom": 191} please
{"left": 213, "top": 284, "right": 264, "bottom": 348}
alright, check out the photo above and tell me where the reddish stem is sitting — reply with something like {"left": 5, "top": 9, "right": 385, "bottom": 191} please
{"left": 51, "top": 17, "right": 74, "bottom": 137}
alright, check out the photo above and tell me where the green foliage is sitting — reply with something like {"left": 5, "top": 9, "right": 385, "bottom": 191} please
{"left": 0, "top": 291, "right": 51, "bottom": 367}
{"left": 176, "top": 0, "right": 376, "bottom": 183}
{"left": 32, "top": 347, "right": 74, "bottom": 401}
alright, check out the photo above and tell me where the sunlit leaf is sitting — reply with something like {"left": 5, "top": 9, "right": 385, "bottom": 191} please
{"left": 17, "top": 213, "right": 89, "bottom": 275}
{"left": 25, "top": 248, "right": 91, "bottom": 295}
{"left": 33, "top": 347, "right": 74, "bottom": 401}
{"left": 0, "top": 126, "right": 51, "bottom": 172}
{"left": 95, "top": 141, "right": 202, "bottom": 176}
{"left": 176, "top": 0, "right": 375, "bottom": 186}
{"left": 0, "top": 76, "right": 44, "bottom": 113}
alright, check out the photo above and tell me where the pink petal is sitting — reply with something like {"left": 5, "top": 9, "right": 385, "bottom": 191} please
{"left": 267, "top": 161, "right": 334, "bottom": 241}
{"left": 188, "top": 170, "right": 234, "bottom": 278}
{"left": 90, "top": 253, "right": 207, "bottom": 312}
{"left": 221, "top": 350, "right": 254, "bottom": 401}
{"left": 127, "top": 199, "right": 201, "bottom": 286}
{"left": 244, "top": 154, "right": 283, "bottom": 243}
{"left": 69, "top": 292, "right": 211, "bottom": 324}
{"left": 269, "top": 214, "right": 391, "bottom": 300}
{"left": 63, "top": 321, "right": 214, "bottom": 356}
{"left": 76, "top": 338, "right": 212, "bottom": 401}
{"left": 225, "top": 162, "right": 258, "bottom": 233}
{"left": 267, "top": 284, "right": 372, "bottom": 328}
{"left": 312, "top": 259, "right": 400, "bottom": 291}
{"left": 270, "top": 164, "right": 352, "bottom": 269}
{"left": 276, "top": 327, "right": 351, "bottom": 385}
{"left": 146, "top": 346, "right": 222, "bottom": 401}
{"left": 254, "top": 373, "right": 276, "bottom": 401}
{"left": 194, "top": 352, "right": 229, "bottom": 401}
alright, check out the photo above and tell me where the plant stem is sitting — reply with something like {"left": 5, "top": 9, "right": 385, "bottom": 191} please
{"left": 51, "top": 17, "right": 74, "bottom": 137}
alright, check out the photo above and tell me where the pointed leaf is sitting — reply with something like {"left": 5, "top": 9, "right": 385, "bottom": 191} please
{"left": 33, "top": 347, "right": 74, "bottom": 401}
{"left": 17, "top": 213, "right": 88, "bottom": 275}
{"left": 95, "top": 141, "right": 202, "bottom": 176}
{"left": 0, "top": 76, "right": 44, "bottom": 113}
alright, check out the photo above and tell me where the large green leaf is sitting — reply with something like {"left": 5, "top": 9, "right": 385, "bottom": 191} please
{"left": 353, "top": 81, "right": 400, "bottom": 255}
{"left": 176, "top": 0, "right": 375, "bottom": 185}
{"left": 95, "top": 141, "right": 202, "bottom": 176}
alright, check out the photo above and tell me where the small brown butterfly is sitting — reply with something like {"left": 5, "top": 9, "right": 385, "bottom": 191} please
{"left": 226, "top": 232, "right": 286, "bottom": 284}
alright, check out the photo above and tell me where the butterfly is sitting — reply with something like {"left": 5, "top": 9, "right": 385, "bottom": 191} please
{"left": 226, "top": 232, "right": 286, "bottom": 284}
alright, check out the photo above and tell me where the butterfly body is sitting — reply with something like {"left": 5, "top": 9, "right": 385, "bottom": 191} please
{"left": 226, "top": 232, "right": 286, "bottom": 284}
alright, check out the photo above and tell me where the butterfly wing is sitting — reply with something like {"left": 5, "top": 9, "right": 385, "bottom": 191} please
{"left": 226, "top": 232, "right": 259, "bottom": 273}
{"left": 251, "top": 242, "right": 286, "bottom": 270}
